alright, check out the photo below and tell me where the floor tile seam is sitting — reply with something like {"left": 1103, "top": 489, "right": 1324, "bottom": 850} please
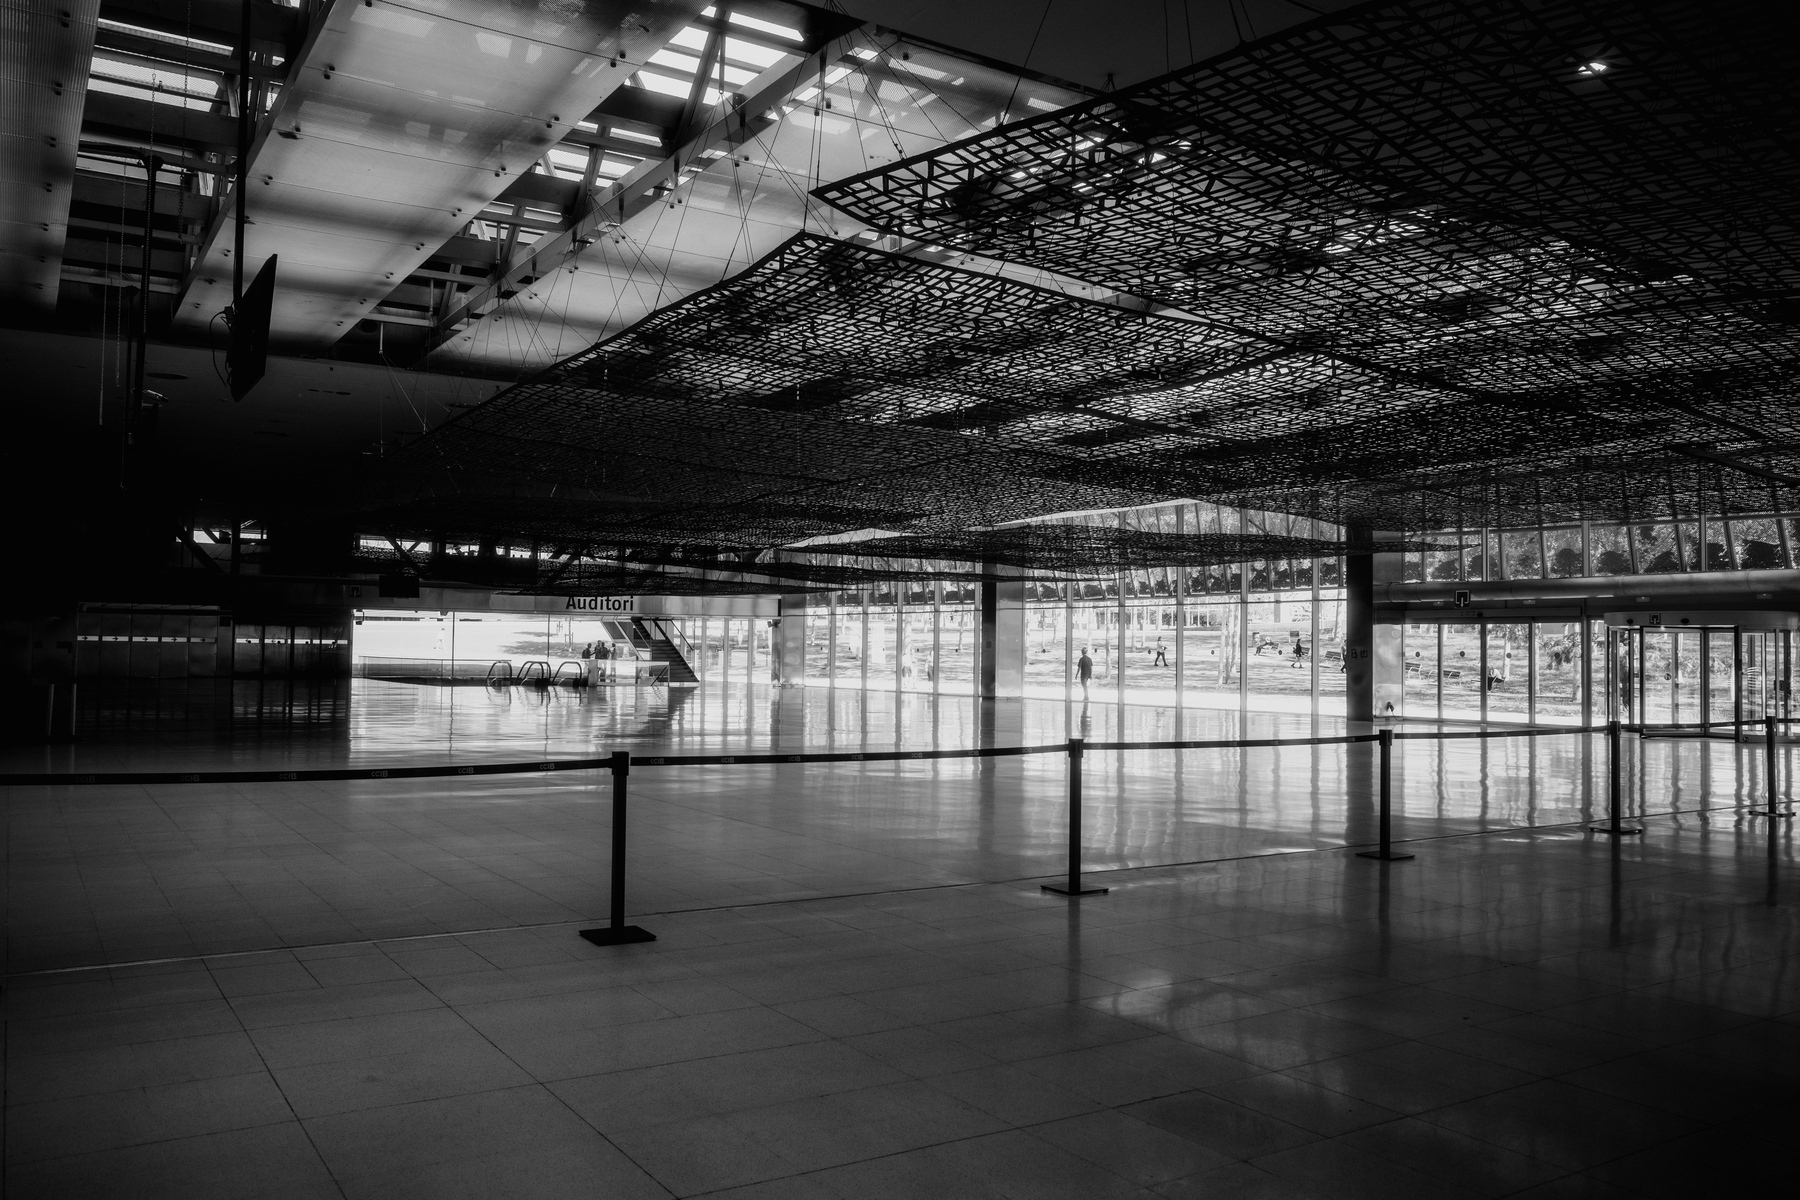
{"left": 663, "top": 1101, "right": 1156, "bottom": 1197}
{"left": 204, "top": 958, "right": 369, "bottom": 1200}
{"left": 0, "top": 1107, "right": 305, "bottom": 1168}
{"left": 3, "top": 799, "right": 1766, "bottom": 981}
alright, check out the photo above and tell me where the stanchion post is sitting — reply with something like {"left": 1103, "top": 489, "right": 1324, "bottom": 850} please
{"left": 1752, "top": 714, "right": 1794, "bottom": 819}
{"left": 1358, "top": 728, "right": 1413, "bottom": 861}
{"left": 1043, "top": 736, "right": 1108, "bottom": 896}
{"left": 581, "top": 751, "right": 657, "bottom": 945}
{"left": 1590, "top": 719, "right": 1641, "bottom": 835}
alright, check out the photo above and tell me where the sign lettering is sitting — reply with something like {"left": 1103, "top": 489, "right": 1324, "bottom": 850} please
{"left": 565, "top": 596, "right": 636, "bottom": 612}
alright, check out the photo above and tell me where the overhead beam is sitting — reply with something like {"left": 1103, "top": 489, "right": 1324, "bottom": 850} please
{"left": 426, "top": 29, "right": 865, "bottom": 347}
{"left": 1670, "top": 443, "right": 1800, "bottom": 489}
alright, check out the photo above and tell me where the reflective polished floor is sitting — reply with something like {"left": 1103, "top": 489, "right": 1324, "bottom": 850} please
{"left": 3, "top": 680, "right": 1797, "bottom": 1196}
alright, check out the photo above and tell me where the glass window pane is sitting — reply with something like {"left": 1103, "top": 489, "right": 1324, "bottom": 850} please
{"left": 1245, "top": 591, "right": 1312, "bottom": 711}
{"left": 1487, "top": 623, "right": 1530, "bottom": 720}
{"left": 1733, "top": 518, "right": 1784, "bottom": 570}
{"left": 1025, "top": 602, "right": 1069, "bottom": 697}
{"left": 1590, "top": 525, "right": 1631, "bottom": 574}
{"left": 867, "top": 606, "right": 897, "bottom": 685}
{"left": 1535, "top": 622, "right": 1584, "bottom": 725}
{"left": 1316, "top": 593, "right": 1346, "bottom": 713}
{"left": 1545, "top": 529, "right": 1582, "bottom": 577}
{"left": 937, "top": 605, "right": 975, "bottom": 692}
{"left": 1441, "top": 623, "right": 1482, "bottom": 719}
{"left": 1181, "top": 600, "right": 1238, "bottom": 707}
{"left": 1635, "top": 524, "right": 1680, "bottom": 573}
{"left": 1404, "top": 625, "right": 1439, "bottom": 718}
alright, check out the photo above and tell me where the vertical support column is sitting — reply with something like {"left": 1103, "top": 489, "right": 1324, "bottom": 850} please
{"left": 1174, "top": 505, "right": 1186, "bottom": 701}
{"left": 932, "top": 581, "right": 942, "bottom": 695}
{"left": 1701, "top": 628, "right": 1711, "bottom": 732}
{"left": 1480, "top": 620, "right": 1490, "bottom": 722}
{"left": 860, "top": 593, "right": 869, "bottom": 692}
{"left": 978, "top": 570, "right": 1026, "bottom": 700}
{"left": 1527, "top": 620, "right": 1538, "bottom": 724}
{"left": 774, "top": 594, "right": 806, "bottom": 686}
{"left": 1238, "top": 515, "right": 1249, "bottom": 712}
{"left": 1582, "top": 618, "right": 1593, "bottom": 727}
{"left": 1051, "top": 575, "right": 1065, "bottom": 698}
{"left": 1733, "top": 626, "right": 1743, "bottom": 736}
{"left": 826, "top": 595, "right": 836, "bottom": 686}
{"left": 1436, "top": 624, "right": 1444, "bottom": 718}
{"left": 1346, "top": 528, "right": 1404, "bottom": 722}
{"left": 1310, "top": 553, "right": 1322, "bottom": 719}
{"left": 895, "top": 595, "right": 906, "bottom": 697}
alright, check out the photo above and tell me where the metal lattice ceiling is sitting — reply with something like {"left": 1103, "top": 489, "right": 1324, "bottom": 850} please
{"left": 811, "top": 0, "right": 1800, "bottom": 530}
{"left": 379, "top": 0, "right": 1800, "bottom": 562}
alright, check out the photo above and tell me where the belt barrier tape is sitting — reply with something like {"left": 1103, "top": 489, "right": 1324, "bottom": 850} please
{"left": 0, "top": 717, "right": 1777, "bottom": 788}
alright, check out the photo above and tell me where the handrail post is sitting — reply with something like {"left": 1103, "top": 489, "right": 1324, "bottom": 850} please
{"left": 1043, "top": 736, "right": 1108, "bottom": 896}
{"left": 1590, "top": 719, "right": 1641, "bottom": 835}
{"left": 1358, "top": 729, "right": 1413, "bottom": 861}
{"left": 580, "top": 751, "right": 657, "bottom": 945}
{"left": 1752, "top": 714, "right": 1794, "bottom": 819}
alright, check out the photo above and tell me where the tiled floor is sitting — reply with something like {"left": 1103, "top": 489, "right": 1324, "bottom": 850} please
{"left": 4, "top": 682, "right": 1797, "bottom": 1196}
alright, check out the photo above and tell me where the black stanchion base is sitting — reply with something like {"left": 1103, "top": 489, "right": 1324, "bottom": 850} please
{"left": 1041, "top": 883, "right": 1110, "bottom": 896}
{"left": 1356, "top": 850, "right": 1415, "bottom": 861}
{"left": 579, "top": 925, "right": 657, "bottom": 946}
{"left": 1587, "top": 825, "right": 1643, "bottom": 835}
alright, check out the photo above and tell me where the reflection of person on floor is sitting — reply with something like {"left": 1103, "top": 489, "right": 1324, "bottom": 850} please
{"left": 1077, "top": 648, "right": 1093, "bottom": 698}
{"left": 1152, "top": 638, "right": 1168, "bottom": 667}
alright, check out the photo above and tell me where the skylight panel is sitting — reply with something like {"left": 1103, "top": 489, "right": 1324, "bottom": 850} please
{"left": 93, "top": 54, "right": 220, "bottom": 97}
{"left": 726, "top": 38, "right": 786, "bottom": 68}
{"left": 728, "top": 11, "right": 802, "bottom": 42}
{"left": 87, "top": 75, "right": 216, "bottom": 111}
{"left": 97, "top": 16, "right": 232, "bottom": 56}
{"left": 635, "top": 70, "right": 694, "bottom": 98}
{"left": 649, "top": 48, "right": 702, "bottom": 74}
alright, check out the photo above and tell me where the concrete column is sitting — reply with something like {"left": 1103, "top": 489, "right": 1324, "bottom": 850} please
{"left": 773, "top": 594, "right": 806, "bottom": 685}
{"left": 977, "top": 572, "right": 1025, "bottom": 699}
{"left": 1346, "top": 528, "right": 1405, "bottom": 721}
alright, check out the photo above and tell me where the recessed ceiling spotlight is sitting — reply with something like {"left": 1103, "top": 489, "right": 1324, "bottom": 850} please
{"left": 1576, "top": 60, "right": 1609, "bottom": 76}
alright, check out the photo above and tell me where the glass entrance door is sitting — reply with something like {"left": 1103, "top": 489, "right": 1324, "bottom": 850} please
{"left": 1610, "top": 624, "right": 1751, "bottom": 736}
{"left": 1740, "top": 630, "right": 1795, "bottom": 733}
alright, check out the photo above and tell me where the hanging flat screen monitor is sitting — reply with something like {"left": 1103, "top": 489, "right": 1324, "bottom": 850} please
{"left": 228, "top": 254, "right": 277, "bottom": 401}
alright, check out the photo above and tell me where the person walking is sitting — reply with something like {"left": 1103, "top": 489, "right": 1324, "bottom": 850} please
{"left": 1077, "top": 647, "right": 1093, "bottom": 698}
{"left": 1152, "top": 637, "right": 1168, "bottom": 667}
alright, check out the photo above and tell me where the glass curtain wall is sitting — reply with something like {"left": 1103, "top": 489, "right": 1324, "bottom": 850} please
{"left": 780, "top": 499, "right": 1800, "bottom": 720}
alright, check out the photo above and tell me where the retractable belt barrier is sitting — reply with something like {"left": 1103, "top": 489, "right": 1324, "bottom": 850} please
{"left": 3, "top": 716, "right": 1789, "bottom": 946}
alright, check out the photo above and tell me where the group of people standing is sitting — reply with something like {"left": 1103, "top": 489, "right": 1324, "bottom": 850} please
{"left": 579, "top": 640, "right": 615, "bottom": 684}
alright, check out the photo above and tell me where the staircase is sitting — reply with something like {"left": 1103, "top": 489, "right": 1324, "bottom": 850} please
{"left": 630, "top": 618, "right": 700, "bottom": 685}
